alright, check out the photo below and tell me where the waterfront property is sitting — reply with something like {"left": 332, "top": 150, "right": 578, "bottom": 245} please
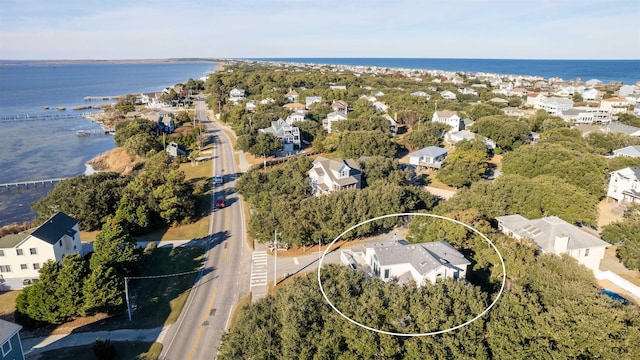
{"left": 495, "top": 214, "right": 610, "bottom": 271}
{"left": 0, "top": 212, "right": 82, "bottom": 290}
{"left": 0, "top": 319, "right": 24, "bottom": 360}
{"left": 364, "top": 240, "right": 470, "bottom": 286}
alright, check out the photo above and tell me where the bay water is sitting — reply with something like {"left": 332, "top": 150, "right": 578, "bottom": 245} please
{"left": 0, "top": 61, "right": 216, "bottom": 226}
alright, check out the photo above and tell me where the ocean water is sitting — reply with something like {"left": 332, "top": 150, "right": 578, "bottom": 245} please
{"left": 250, "top": 58, "right": 640, "bottom": 85}
{"left": 0, "top": 61, "right": 216, "bottom": 226}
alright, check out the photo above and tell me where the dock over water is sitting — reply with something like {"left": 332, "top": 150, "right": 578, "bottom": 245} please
{"left": 0, "top": 113, "right": 94, "bottom": 123}
{"left": 0, "top": 178, "right": 69, "bottom": 191}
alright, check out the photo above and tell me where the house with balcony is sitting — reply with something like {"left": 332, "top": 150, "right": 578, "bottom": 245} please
{"left": 408, "top": 146, "right": 448, "bottom": 169}
{"left": 495, "top": 214, "right": 610, "bottom": 271}
{"left": 607, "top": 166, "right": 640, "bottom": 204}
{"left": 432, "top": 110, "right": 462, "bottom": 131}
{"left": 229, "top": 88, "right": 246, "bottom": 104}
{"left": 560, "top": 107, "right": 611, "bottom": 125}
{"left": 600, "top": 97, "right": 629, "bottom": 115}
{"left": 0, "top": 212, "right": 82, "bottom": 290}
{"left": 309, "top": 156, "right": 362, "bottom": 196}
{"left": 259, "top": 119, "right": 301, "bottom": 153}
{"left": 535, "top": 96, "right": 574, "bottom": 115}
{"left": 364, "top": 240, "right": 470, "bottom": 286}
{"left": 285, "top": 89, "right": 299, "bottom": 102}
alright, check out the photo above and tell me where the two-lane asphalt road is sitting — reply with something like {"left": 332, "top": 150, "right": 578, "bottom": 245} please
{"left": 160, "top": 100, "right": 252, "bottom": 359}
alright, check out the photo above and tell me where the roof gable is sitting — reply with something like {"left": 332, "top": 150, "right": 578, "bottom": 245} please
{"left": 30, "top": 212, "right": 78, "bottom": 245}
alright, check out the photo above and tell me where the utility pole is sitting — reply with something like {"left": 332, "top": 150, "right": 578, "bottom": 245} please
{"left": 124, "top": 277, "right": 132, "bottom": 321}
{"left": 273, "top": 230, "right": 281, "bottom": 287}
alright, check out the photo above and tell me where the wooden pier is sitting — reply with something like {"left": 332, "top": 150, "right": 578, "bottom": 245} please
{"left": 0, "top": 113, "right": 94, "bottom": 123}
{"left": 0, "top": 178, "right": 69, "bottom": 191}
{"left": 84, "top": 95, "right": 122, "bottom": 101}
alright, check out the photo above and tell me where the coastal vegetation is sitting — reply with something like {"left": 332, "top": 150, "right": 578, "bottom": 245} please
{"left": 219, "top": 255, "right": 640, "bottom": 359}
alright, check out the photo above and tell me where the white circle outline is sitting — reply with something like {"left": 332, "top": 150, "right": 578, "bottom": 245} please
{"left": 317, "top": 212, "right": 506, "bottom": 337}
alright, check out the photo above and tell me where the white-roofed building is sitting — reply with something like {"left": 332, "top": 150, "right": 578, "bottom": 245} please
{"left": 495, "top": 215, "right": 610, "bottom": 271}
{"left": 364, "top": 240, "right": 470, "bottom": 286}
{"left": 613, "top": 145, "right": 640, "bottom": 158}
{"left": 322, "top": 111, "right": 348, "bottom": 133}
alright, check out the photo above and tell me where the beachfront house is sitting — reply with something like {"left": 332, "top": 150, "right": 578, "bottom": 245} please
{"left": 0, "top": 212, "right": 82, "bottom": 291}
{"left": 309, "top": 156, "right": 362, "bottom": 196}
{"left": 0, "top": 319, "right": 24, "bottom": 360}
{"left": 600, "top": 97, "right": 629, "bottom": 115}
{"left": 607, "top": 166, "right": 640, "bottom": 204}
{"left": 495, "top": 214, "right": 610, "bottom": 271}
{"left": 364, "top": 240, "right": 470, "bottom": 286}
{"left": 408, "top": 146, "right": 448, "bottom": 169}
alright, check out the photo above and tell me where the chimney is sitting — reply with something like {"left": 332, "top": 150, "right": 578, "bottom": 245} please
{"left": 553, "top": 235, "right": 569, "bottom": 254}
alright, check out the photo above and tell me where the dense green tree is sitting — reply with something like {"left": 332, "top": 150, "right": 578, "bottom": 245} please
{"left": 82, "top": 265, "right": 124, "bottom": 315}
{"left": 502, "top": 142, "right": 607, "bottom": 198}
{"left": 123, "top": 133, "right": 161, "bottom": 157}
{"left": 586, "top": 131, "right": 640, "bottom": 155}
{"left": 113, "top": 118, "right": 157, "bottom": 147}
{"left": 90, "top": 221, "right": 139, "bottom": 276}
{"left": 336, "top": 130, "right": 396, "bottom": 158}
{"left": 153, "top": 170, "right": 197, "bottom": 225}
{"left": 602, "top": 214, "right": 640, "bottom": 270}
{"left": 359, "top": 156, "right": 410, "bottom": 187}
{"left": 55, "top": 254, "right": 89, "bottom": 319}
{"left": 31, "top": 172, "right": 130, "bottom": 231}
{"left": 438, "top": 174, "right": 599, "bottom": 226}
{"left": 617, "top": 113, "right": 640, "bottom": 127}
{"left": 15, "top": 260, "right": 64, "bottom": 324}
{"left": 469, "top": 115, "right": 530, "bottom": 151}
{"left": 436, "top": 147, "right": 488, "bottom": 188}
{"left": 404, "top": 122, "right": 449, "bottom": 151}
{"left": 248, "top": 132, "right": 282, "bottom": 156}
{"left": 463, "top": 103, "right": 503, "bottom": 120}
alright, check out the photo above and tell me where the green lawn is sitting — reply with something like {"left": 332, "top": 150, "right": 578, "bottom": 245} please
{"left": 33, "top": 341, "right": 162, "bottom": 360}
{"left": 126, "top": 245, "right": 204, "bottom": 328}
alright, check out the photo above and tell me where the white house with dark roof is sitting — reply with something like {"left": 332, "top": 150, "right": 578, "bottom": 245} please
{"left": 408, "top": 146, "right": 448, "bottom": 169}
{"left": 495, "top": 215, "right": 610, "bottom": 271}
{"left": 365, "top": 240, "right": 470, "bottom": 286}
{"left": 432, "top": 110, "right": 462, "bottom": 131}
{"left": 613, "top": 145, "right": 640, "bottom": 158}
{"left": 322, "top": 111, "right": 348, "bottom": 133}
{"left": 0, "top": 212, "right": 81, "bottom": 290}
{"left": 0, "top": 319, "right": 24, "bottom": 360}
{"left": 607, "top": 167, "right": 640, "bottom": 204}
{"left": 309, "top": 156, "right": 362, "bottom": 196}
{"left": 259, "top": 119, "right": 301, "bottom": 152}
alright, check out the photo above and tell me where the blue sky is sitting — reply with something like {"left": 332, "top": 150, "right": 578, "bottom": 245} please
{"left": 1, "top": 0, "right": 639, "bottom": 60}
